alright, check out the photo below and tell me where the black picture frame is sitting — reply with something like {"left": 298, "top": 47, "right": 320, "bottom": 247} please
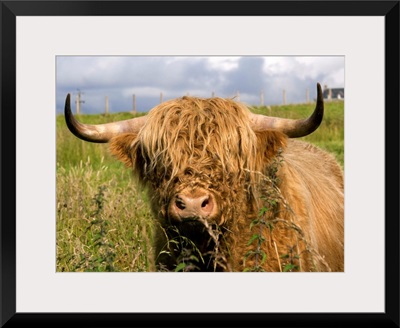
{"left": 1, "top": 1, "right": 399, "bottom": 327}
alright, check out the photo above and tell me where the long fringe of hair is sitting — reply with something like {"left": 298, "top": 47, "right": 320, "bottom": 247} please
{"left": 132, "top": 96, "right": 277, "bottom": 218}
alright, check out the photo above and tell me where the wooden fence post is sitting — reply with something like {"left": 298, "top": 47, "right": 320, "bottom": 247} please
{"left": 132, "top": 94, "right": 137, "bottom": 114}
{"left": 76, "top": 95, "right": 80, "bottom": 115}
{"left": 260, "top": 90, "right": 264, "bottom": 106}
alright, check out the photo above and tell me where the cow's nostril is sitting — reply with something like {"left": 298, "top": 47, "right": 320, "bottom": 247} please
{"left": 175, "top": 198, "right": 186, "bottom": 210}
{"left": 201, "top": 198, "right": 209, "bottom": 208}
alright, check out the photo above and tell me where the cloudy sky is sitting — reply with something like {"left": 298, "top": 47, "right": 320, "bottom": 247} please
{"left": 56, "top": 56, "right": 344, "bottom": 114}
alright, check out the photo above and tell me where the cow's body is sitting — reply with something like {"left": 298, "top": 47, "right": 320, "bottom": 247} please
{"left": 64, "top": 83, "right": 344, "bottom": 272}
{"left": 265, "top": 139, "right": 344, "bottom": 272}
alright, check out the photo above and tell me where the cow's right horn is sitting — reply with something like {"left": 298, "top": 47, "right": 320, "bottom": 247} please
{"left": 250, "top": 83, "right": 324, "bottom": 138}
{"left": 64, "top": 94, "right": 147, "bottom": 143}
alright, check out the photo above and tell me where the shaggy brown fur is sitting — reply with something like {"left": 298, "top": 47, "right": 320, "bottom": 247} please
{"left": 110, "top": 96, "right": 344, "bottom": 272}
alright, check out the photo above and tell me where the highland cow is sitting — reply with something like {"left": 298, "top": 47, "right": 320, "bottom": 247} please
{"left": 64, "top": 83, "right": 344, "bottom": 272}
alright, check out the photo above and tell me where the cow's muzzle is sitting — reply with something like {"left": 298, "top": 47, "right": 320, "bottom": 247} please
{"left": 168, "top": 188, "right": 218, "bottom": 222}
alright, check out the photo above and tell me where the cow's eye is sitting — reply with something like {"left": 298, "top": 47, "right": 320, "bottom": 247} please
{"left": 184, "top": 168, "right": 193, "bottom": 176}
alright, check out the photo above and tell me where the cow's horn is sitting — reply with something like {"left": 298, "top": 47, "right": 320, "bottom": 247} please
{"left": 64, "top": 94, "right": 147, "bottom": 143}
{"left": 250, "top": 83, "right": 324, "bottom": 138}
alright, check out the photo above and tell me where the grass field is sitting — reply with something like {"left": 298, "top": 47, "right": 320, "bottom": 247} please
{"left": 56, "top": 100, "right": 344, "bottom": 272}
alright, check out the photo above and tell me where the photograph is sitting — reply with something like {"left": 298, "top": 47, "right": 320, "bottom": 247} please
{"left": 56, "top": 56, "right": 345, "bottom": 273}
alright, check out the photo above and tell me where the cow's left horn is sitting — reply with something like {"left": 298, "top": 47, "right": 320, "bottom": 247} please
{"left": 64, "top": 94, "right": 147, "bottom": 143}
{"left": 250, "top": 83, "right": 324, "bottom": 138}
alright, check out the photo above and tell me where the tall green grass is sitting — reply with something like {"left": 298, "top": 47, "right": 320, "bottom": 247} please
{"left": 56, "top": 100, "right": 344, "bottom": 272}
{"left": 56, "top": 112, "right": 154, "bottom": 271}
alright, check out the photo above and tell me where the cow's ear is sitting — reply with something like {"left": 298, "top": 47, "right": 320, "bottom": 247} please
{"left": 109, "top": 133, "right": 138, "bottom": 168}
{"left": 255, "top": 130, "right": 287, "bottom": 164}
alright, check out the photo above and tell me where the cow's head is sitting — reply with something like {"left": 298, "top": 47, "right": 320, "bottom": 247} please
{"left": 64, "top": 84, "right": 324, "bottom": 228}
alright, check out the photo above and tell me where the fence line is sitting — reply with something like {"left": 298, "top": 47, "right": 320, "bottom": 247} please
{"left": 73, "top": 88, "right": 341, "bottom": 114}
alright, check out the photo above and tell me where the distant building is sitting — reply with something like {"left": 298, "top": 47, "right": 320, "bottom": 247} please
{"left": 323, "top": 85, "right": 344, "bottom": 100}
